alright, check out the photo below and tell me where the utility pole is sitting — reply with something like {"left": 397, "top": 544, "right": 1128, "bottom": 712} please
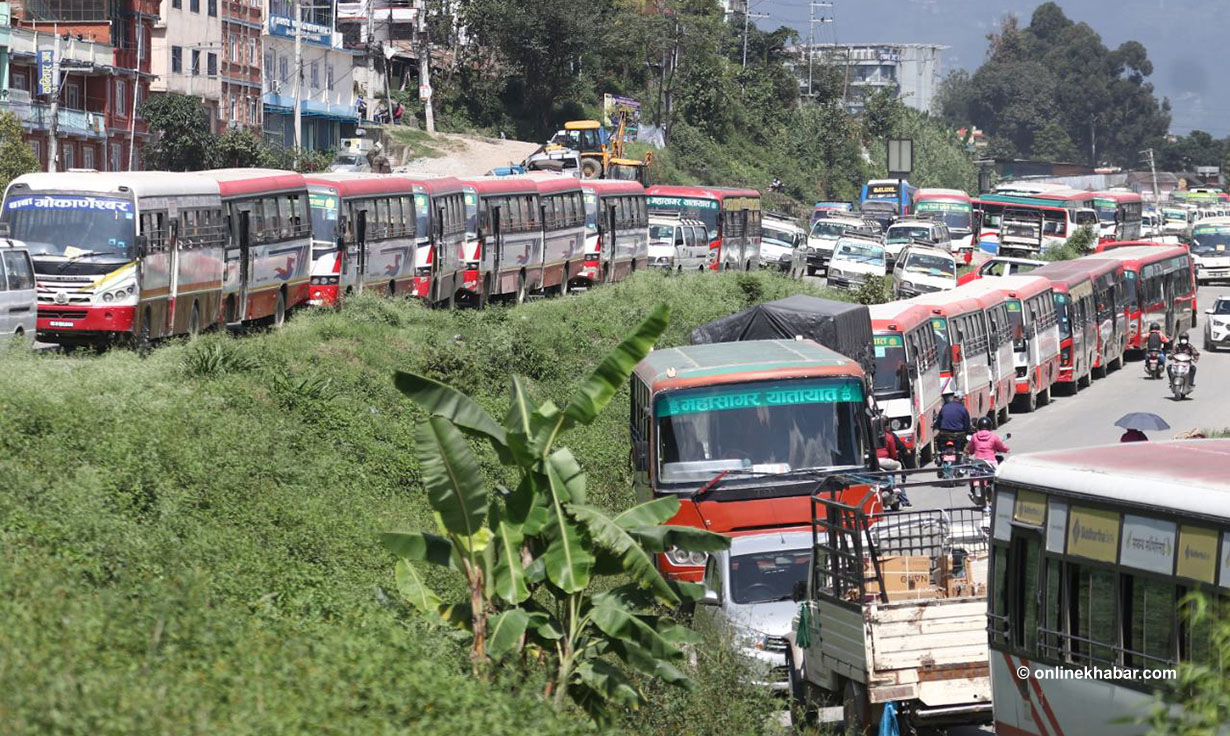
{"left": 806, "top": 2, "right": 832, "bottom": 99}
{"left": 740, "top": 6, "right": 769, "bottom": 69}
{"left": 293, "top": 1, "right": 303, "bottom": 168}
{"left": 128, "top": 68, "right": 139, "bottom": 170}
{"left": 48, "top": 32, "right": 61, "bottom": 173}
{"left": 1142, "top": 148, "right": 1159, "bottom": 204}
{"left": 418, "top": 0, "right": 434, "bottom": 133}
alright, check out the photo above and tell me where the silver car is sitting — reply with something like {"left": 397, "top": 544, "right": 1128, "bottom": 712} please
{"left": 695, "top": 530, "right": 812, "bottom": 690}
{"left": 1204, "top": 296, "right": 1230, "bottom": 351}
{"left": 0, "top": 239, "right": 36, "bottom": 340}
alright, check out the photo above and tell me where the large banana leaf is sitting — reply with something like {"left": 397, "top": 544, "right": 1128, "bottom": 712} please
{"left": 613, "top": 496, "right": 681, "bottom": 529}
{"left": 568, "top": 503, "right": 678, "bottom": 606}
{"left": 395, "top": 371, "right": 509, "bottom": 454}
{"left": 491, "top": 518, "right": 530, "bottom": 604}
{"left": 628, "top": 525, "right": 730, "bottom": 554}
{"left": 380, "top": 531, "right": 459, "bottom": 570}
{"left": 542, "top": 459, "right": 594, "bottom": 593}
{"left": 604, "top": 637, "right": 694, "bottom": 689}
{"left": 575, "top": 659, "right": 641, "bottom": 709}
{"left": 415, "top": 416, "right": 488, "bottom": 539}
{"left": 395, "top": 559, "right": 443, "bottom": 617}
{"left": 588, "top": 593, "right": 683, "bottom": 659}
{"left": 503, "top": 375, "right": 537, "bottom": 465}
{"left": 547, "top": 447, "right": 586, "bottom": 504}
{"left": 561, "top": 303, "right": 669, "bottom": 426}
{"left": 486, "top": 608, "right": 530, "bottom": 658}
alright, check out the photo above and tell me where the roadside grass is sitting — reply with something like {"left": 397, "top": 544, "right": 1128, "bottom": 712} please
{"left": 387, "top": 127, "right": 448, "bottom": 159}
{"left": 0, "top": 270, "right": 845, "bottom": 734}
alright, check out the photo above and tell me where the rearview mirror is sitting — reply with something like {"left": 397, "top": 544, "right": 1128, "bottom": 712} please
{"left": 0, "top": 222, "right": 10, "bottom": 239}
{"left": 699, "top": 588, "right": 720, "bottom": 606}
{"left": 1206, "top": 308, "right": 1214, "bottom": 315}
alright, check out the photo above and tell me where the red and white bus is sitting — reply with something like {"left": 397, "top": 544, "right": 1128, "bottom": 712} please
{"left": 528, "top": 175, "right": 587, "bottom": 295}
{"left": 868, "top": 302, "right": 943, "bottom": 467}
{"left": 955, "top": 280, "right": 1021, "bottom": 426}
{"left": 1078, "top": 258, "right": 1129, "bottom": 375}
{"left": 579, "top": 179, "right": 649, "bottom": 285}
{"left": 304, "top": 174, "right": 418, "bottom": 306}
{"left": 201, "top": 168, "right": 312, "bottom": 327}
{"left": 975, "top": 200, "right": 1075, "bottom": 256}
{"left": 646, "top": 185, "right": 762, "bottom": 271}
{"left": 459, "top": 184, "right": 482, "bottom": 305}
{"left": 1030, "top": 260, "right": 1100, "bottom": 392}
{"left": 915, "top": 188, "right": 974, "bottom": 252}
{"left": 905, "top": 291, "right": 998, "bottom": 425}
{"left": 1091, "top": 243, "right": 1197, "bottom": 348}
{"left": 966, "top": 275, "right": 1061, "bottom": 413}
{"left": 1091, "top": 190, "right": 1144, "bottom": 241}
{"left": 407, "top": 176, "right": 468, "bottom": 306}
{"left": 462, "top": 176, "right": 542, "bottom": 304}
{"left": 2, "top": 171, "right": 227, "bottom": 348}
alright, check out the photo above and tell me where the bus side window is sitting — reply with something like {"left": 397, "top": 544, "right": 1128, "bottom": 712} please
{"left": 990, "top": 543, "right": 1010, "bottom": 646}
{"left": 1119, "top": 572, "right": 1176, "bottom": 670}
{"left": 1069, "top": 562, "right": 1117, "bottom": 666}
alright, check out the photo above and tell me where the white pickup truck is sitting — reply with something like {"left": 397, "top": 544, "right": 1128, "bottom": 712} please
{"left": 788, "top": 499, "right": 993, "bottom": 734}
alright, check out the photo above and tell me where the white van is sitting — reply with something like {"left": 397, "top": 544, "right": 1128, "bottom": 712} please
{"left": 892, "top": 244, "right": 957, "bottom": 298}
{"left": 825, "top": 236, "right": 887, "bottom": 290}
{"left": 0, "top": 239, "right": 37, "bottom": 340}
{"left": 648, "top": 216, "right": 709, "bottom": 271}
{"left": 884, "top": 218, "right": 952, "bottom": 265}
{"left": 804, "top": 215, "right": 876, "bottom": 276}
{"left": 760, "top": 214, "right": 805, "bottom": 273}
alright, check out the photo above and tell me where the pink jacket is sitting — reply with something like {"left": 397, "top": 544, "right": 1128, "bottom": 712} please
{"left": 967, "top": 430, "right": 1009, "bottom": 463}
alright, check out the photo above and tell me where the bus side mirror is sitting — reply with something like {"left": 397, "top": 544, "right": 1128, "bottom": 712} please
{"left": 632, "top": 440, "right": 649, "bottom": 471}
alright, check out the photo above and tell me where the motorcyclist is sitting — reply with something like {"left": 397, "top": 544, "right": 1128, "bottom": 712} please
{"left": 875, "top": 420, "right": 913, "bottom": 508}
{"left": 935, "top": 389, "right": 972, "bottom": 457}
{"left": 967, "top": 416, "right": 1009, "bottom": 467}
{"left": 1170, "top": 332, "right": 1199, "bottom": 388}
{"left": 1145, "top": 322, "right": 1170, "bottom": 370}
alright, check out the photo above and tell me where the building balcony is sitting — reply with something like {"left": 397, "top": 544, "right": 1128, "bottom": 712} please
{"left": 5, "top": 95, "right": 109, "bottom": 139}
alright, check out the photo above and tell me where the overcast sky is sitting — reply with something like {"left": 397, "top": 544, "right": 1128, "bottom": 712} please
{"left": 761, "top": 0, "right": 1230, "bottom": 136}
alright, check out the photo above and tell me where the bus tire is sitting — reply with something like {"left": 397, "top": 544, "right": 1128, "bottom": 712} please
{"left": 188, "top": 301, "right": 201, "bottom": 338}
{"left": 1015, "top": 390, "right": 1037, "bottom": 414}
{"left": 272, "top": 289, "right": 287, "bottom": 329}
{"left": 388, "top": 280, "right": 396, "bottom": 296}
{"left": 1079, "top": 369, "right": 1092, "bottom": 389}
{"left": 998, "top": 404, "right": 1010, "bottom": 426}
{"left": 1038, "top": 386, "right": 1052, "bottom": 407}
{"left": 842, "top": 680, "right": 872, "bottom": 736}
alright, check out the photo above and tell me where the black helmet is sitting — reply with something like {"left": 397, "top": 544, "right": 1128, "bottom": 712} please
{"left": 977, "top": 416, "right": 993, "bottom": 430}
{"left": 1179, "top": 332, "right": 1190, "bottom": 343}
{"left": 1149, "top": 322, "right": 1161, "bottom": 331}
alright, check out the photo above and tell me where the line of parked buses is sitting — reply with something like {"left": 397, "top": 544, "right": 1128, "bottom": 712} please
{"left": 0, "top": 168, "right": 765, "bottom": 349}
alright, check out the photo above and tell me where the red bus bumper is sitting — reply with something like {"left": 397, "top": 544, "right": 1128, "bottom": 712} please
{"left": 460, "top": 268, "right": 481, "bottom": 294}
{"left": 411, "top": 275, "right": 431, "bottom": 299}
{"left": 38, "top": 305, "right": 135, "bottom": 341}
{"left": 576, "top": 259, "right": 601, "bottom": 283}
{"left": 307, "top": 284, "right": 339, "bottom": 307}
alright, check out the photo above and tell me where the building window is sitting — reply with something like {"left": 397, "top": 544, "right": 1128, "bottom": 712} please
{"left": 264, "top": 50, "right": 274, "bottom": 80}
{"left": 207, "top": 53, "right": 217, "bottom": 77}
{"left": 326, "top": 64, "right": 333, "bottom": 91}
{"left": 31, "top": 140, "right": 42, "bottom": 167}
{"left": 115, "top": 79, "right": 126, "bottom": 116}
{"left": 83, "top": 145, "right": 95, "bottom": 170}
{"left": 248, "top": 96, "right": 258, "bottom": 125}
{"left": 112, "top": 142, "right": 123, "bottom": 171}
{"left": 249, "top": 38, "right": 257, "bottom": 68}
{"left": 63, "top": 145, "right": 74, "bottom": 170}
{"left": 230, "top": 94, "right": 237, "bottom": 121}
{"left": 279, "top": 55, "right": 288, "bottom": 84}
{"left": 208, "top": 0, "right": 216, "bottom": 16}
{"left": 172, "top": 0, "right": 180, "bottom": 7}
{"left": 65, "top": 82, "right": 80, "bottom": 110}
{"left": 192, "top": 49, "right": 201, "bottom": 75}
{"left": 310, "top": 61, "right": 319, "bottom": 90}
{"left": 229, "top": 34, "right": 238, "bottom": 63}
{"left": 138, "top": 24, "right": 146, "bottom": 61}
{"left": 172, "top": 46, "right": 183, "bottom": 73}
{"left": 190, "top": 0, "right": 198, "bottom": 12}
{"left": 12, "top": 71, "right": 29, "bottom": 91}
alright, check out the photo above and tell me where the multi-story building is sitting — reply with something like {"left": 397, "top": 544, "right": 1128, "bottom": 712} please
{"left": 220, "top": 0, "right": 261, "bottom": 129}
{"left": 4, "top": 0, "right": 156, "bottom": 170}
{"left": 336, "top": 0, "right": 420, "bottom": 115}
{"left": 791, "top": 42, "right": 946, "bottom": 115}
{"left": 151, "top": 0, "right": 223, "bottom": 127}
{"left": 261, "top": 0, "right": 357, "bottom": 151}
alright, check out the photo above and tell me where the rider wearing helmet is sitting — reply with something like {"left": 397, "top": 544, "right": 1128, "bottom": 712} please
{"left": 935, "top": 388, "right": 972, "bottom": 455}
{"left": 1171, "top": 332, "right": 1200, "bottom": 388}
{"left": 967, "top": 416, "right": 1009, "bottom": 466}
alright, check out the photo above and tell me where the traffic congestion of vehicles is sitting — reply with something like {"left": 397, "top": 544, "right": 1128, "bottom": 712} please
{"left": 4, "top": 162, "right": 1220, "bottom": 735}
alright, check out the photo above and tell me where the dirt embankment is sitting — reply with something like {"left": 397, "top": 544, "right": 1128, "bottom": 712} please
{"left": 380, "top": 128, "right": 540, "bottom": 177}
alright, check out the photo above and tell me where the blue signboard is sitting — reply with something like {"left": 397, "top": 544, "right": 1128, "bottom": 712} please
{"left": 37, "top": 50, "right": 55, "bottom": 95}
{"left": 268, "top": 14, "right": 332, "bottom": 45}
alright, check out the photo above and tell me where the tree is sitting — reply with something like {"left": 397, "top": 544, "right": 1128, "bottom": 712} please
{"left": 1141, "top": 593, "right": 1229, "bottom": 734}
{"left": 138, "top": 93, "right": 213, "bottom": 171}
{"left": 207, "top": 128, "right": 267, "bottom": 169}
{"left": 1031, "top": 121, "right": 1080, "bottom": 162}
{"left": 0, "top": 111, "right": 39, "bottom": 192}
{"left": 382, "top": 304, "right": 729, "bottom": 724}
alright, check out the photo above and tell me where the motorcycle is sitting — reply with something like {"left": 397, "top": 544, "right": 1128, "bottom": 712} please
{"left": 1168, "top": 353, "right": 1193, "bottom": 400}
{"left": 1144, "top": 350, "right": 1164, "bottom": 379}
{"left": 967, "top": 434, "right": 1010, "bottom": 509}
{"left": 936, "top": 433, "right": 968, "bottom": 487}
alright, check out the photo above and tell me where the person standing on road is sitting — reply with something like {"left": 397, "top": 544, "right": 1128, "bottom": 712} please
{"left": 1120, "top": 428, "right": 1149, "bottom": 442}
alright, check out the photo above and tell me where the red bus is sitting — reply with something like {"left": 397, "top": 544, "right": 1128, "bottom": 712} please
{"left": 1030, "top": 260, "right": 1100, "bottom": 392}
{"left": 948, "top": 281, "right": 1020, "bottom": 426}
{"left": 1089, "top": 243, "right": 1197, "bottom": 348}
{"left": 406, "top": 176, "right": 467, "bottom": 306}
{"left": 528, "top": 174, "right": 586, "bottom": 295}
{"left": 915, "top": 188, "right": 974, "bottom": 251}
{"left": 459, "top": 184, "right": 481, "bottom": 305}
{"left": 630, "top": 339, "right": 879, "bottom": 581}
{"left": 579, "top": 179, "right": 648, "bottom": 284}
{"left": 646, "top": 185, "right": 762, "bottom": 271}
{"left": 905, "top": 290, "right": 998, "bottom": 424}
{"left": 304, "top": 174, "right": 418, "bottom": 306}
{"left": 1091, "top": 190, "right": 1143, "bottom": 241}
{"left": 868, "top": 302, "right": 943, "bottom": 467}
{"left": 201, "top": 168, "right": 312, "bottom": 327}
{"left": 460, "top": 176, "right": 542, "bottom": 305}
{"left": 1077, "top": 258, "right": 1129, "bottom": 375}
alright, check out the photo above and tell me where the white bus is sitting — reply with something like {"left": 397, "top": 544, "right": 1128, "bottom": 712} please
{"left": 1, "top": 172, "right": 226, "bottom": 348}
{"left": 989, "top": 440, "right": 1230, "bottom": 736}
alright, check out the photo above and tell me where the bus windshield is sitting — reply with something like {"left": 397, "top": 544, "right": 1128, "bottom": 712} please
{"left": 1006, "top": 300, "right": 1026, "bottom": 351}
{"left": 655, "top": 378, "right": 866, "bottom": 484}
{"left": 887, "top": 225, "right": 933, "bottom": 244}
{"left": 916, "top": 201, "right": 972, "bottom": 231}
{"left": 646, "top": 196, "right": 719, "bottom": 234}
{"left": 904, "top": 252, "right": 955, "bottom": 277}
{"left": 464, "top": 191, "right": 478, "bottom": 239}
{"left": 583, "top": 193, "right": 599, "bottom": 234}
{"left": 308, "top": 193, "right": 339, "bottom": 242}
{"left": 414, "top": 193, "right": 430, "bottom": 242}
{"left": 873, "top": 334, "right": 910, "bottom": 397}
{"left": 1093, "top": 200, "right": 1118, "bottom": 224}
{"left": 1055, "top": 292, "right": 1072, "bottom": 338}
{"left": 1191, "top": 226, "right": 1230, "bottom": 255}
{"left": 2, "top": 194, "right": 135, "bottom": 259}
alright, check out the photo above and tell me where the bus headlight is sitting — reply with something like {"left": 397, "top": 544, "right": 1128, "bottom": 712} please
{"left": 102, "top": 291, "right": 114, "bottom": 302}
{"left": 665, "top": 547, "right": 707, "bottom": 567}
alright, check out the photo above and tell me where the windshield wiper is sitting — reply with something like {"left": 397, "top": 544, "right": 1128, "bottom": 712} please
{"left": 691, "top": 465, "right": 859, "bottom": 500}
{"left": 57, "top": 251, "right": 101, "bottom": 272}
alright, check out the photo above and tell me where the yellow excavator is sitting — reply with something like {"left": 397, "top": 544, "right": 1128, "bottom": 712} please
{"left": 525, "top": 112, "right": 653, "bottom": 183}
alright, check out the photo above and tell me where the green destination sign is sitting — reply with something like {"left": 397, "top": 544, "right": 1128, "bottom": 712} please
{"left": 874, "top": 334, "right": 904, "bottom": 348}
{"left": 917, "top": 201, "right": 970, "bottom": 214}
{"left": 1006, "top": 300, "right": 1022, "bottom": 313}
{"left": 647, "top": 195, "right": 719, "bottom": 211}
{"left": 655, "top": 380, "right": 863, "bottom": 418}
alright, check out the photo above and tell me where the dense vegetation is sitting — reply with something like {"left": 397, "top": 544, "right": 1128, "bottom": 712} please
{"left": 421, "top": 0, "right": 976, "bottom": 210}
{"left": 937, "top": 2, "right": 1171, "bottom": 167}
{"left": 0, "top": 271, "right": 844, "bottom": 734}
{"left": 0, "top": 110, "right": 40, "bottom": 192}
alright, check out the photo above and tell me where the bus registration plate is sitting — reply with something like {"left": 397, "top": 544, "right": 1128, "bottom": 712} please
{"left": 49, "top": 321, "right": 73, "bottom": 328}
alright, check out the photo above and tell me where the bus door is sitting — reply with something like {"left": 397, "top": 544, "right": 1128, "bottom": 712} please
{"left": 166, "top": 213, "right": 180, "bottom": 335}
{"left": 355, "top": 207, "right": 368, "bottom": 293}
{"left": 236, "top": 209, "right": 251, "bottom": 323}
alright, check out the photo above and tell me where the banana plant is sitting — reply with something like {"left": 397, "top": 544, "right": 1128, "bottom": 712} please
{"left": 381, "top": 303, "right": 730, "bottom": 722}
